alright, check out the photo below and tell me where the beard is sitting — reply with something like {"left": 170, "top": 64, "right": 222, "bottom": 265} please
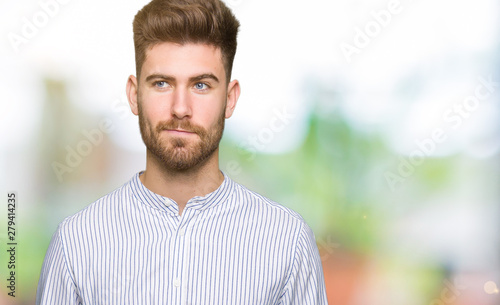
{"left": 138, "top": 102, "right": 225, "bottom": 171}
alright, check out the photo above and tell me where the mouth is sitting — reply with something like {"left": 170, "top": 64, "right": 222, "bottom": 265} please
{"left": 164, "top": 129, "right": 196, "bottom": 135}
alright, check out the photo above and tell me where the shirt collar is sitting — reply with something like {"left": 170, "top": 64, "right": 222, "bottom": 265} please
{"left": 129, "top": 171, "right": 235, "bottom": 215}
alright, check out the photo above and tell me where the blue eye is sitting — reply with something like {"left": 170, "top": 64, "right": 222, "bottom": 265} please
{"left": 155, "top": 81, "right": 168, "bottom": 88}
{"left": 195, "top": 83, "right": 208, "bottom": 90}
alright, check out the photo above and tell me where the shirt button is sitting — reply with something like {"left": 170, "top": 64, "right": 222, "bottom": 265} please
{"left": 173, "top": 279, "right": 180, "bottom": 287}
{"left": 164, "top": 198, "right": 171, "bottom": 206}
{"left": 179, "top": 228, "right": 185, "bottom": 236}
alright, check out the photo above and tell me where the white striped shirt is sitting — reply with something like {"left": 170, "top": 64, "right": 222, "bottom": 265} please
{"left": 37, "top": 172, "right": 328, "bottom": 304}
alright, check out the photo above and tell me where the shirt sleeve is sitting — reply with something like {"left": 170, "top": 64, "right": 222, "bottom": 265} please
{"left": 36, "top": 224, "right": 81, "bottom": 305}
{"left": 278, "top": 222, "right": 329, "bottom": 305}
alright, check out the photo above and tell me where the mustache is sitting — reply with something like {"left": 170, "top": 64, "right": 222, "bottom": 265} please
{"left": 155, "top": 119, "right": 206, "bottom": 136}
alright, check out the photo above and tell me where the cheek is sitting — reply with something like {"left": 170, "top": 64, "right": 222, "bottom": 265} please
{"left": 140, "top": 95, "right": 170, "bottom": 121}
{"left": 198, "top": 91, "right": 227, "bottom": 122}
{"left": 196, "top": 102, "right": 225, "bottom": 126}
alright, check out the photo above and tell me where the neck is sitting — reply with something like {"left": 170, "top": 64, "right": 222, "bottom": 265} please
{"left": 139, "top": 148, "right": 224, "bottom": 215}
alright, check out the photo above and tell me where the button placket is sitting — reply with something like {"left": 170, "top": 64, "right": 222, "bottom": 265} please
{"left": 172, "top": 209, "right": 193, "bottom": 304}
{"left": 179, "top": 211, "right": 197, "bottom": 305}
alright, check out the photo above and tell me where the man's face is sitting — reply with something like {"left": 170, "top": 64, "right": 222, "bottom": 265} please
{"left": 128, "top": 42, "right": 238, "bottom": 171}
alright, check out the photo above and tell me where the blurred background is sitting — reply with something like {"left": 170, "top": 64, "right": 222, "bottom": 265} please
{"left": 1, "top": 0, "right": 499, "bottom": 304}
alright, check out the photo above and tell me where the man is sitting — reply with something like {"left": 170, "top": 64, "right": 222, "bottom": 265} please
{"left": 36, "top": 0, "right": 328, "bottom": 304}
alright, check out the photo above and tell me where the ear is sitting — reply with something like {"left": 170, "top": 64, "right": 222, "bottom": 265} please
{"left": 126, "top": 75, "right": 139, "bottom": 116}
{"left": 225, "top": 79, "right": 240, "bottom": 119}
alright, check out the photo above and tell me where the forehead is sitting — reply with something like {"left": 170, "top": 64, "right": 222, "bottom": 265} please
{"left": 141, "top": 42, "right": 225, "bottom": 81}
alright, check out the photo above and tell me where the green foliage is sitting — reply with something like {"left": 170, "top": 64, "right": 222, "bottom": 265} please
{"left": 222, "top": 111, "right": 391, "bottom": 252}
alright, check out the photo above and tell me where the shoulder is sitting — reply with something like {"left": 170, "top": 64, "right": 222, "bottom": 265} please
{"left": 57, "top": 178, "right": 133, "bottom": 234}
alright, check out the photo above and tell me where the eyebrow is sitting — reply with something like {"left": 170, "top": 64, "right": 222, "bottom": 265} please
{"left": 189, "top": 73, "right": 219, "bottom": 84}
{"left": 145, "top": 74, "right": 175, "bottom": 83}
{"left": 144, "top": 73, "right": 219, "bottom": 84}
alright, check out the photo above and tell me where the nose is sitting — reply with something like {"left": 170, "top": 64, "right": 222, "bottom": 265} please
{"left": 171, "top": 88, "right": 192, "bottom": 119}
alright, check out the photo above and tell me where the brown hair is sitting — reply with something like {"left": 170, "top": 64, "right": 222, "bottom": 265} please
{"left": 132, "top": 0, "right": 240, "bottom": 82}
